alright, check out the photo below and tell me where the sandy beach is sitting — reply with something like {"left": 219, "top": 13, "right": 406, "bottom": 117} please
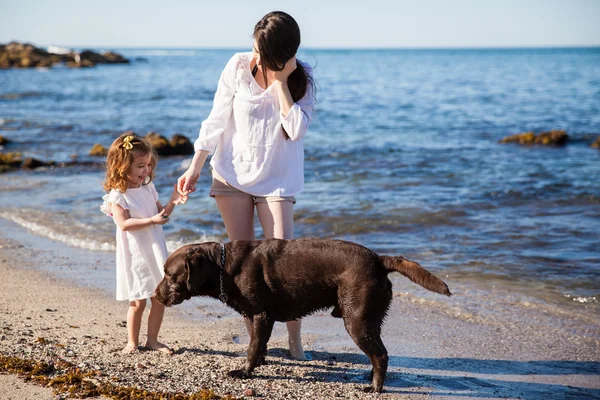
{"left": 1, "top": 218, "right": 599, "bottom": 400}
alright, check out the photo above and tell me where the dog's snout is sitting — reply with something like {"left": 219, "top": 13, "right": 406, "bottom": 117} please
{"left": 155, "top": 278, "right": 186, "bottom": 307}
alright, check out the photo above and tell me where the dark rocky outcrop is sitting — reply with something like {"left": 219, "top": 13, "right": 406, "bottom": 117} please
{"left": 0, "top": 152, "right": 54, "bottom": 172}
{"left": 89, "top": 144, "right": 108, "bottom": 157}
{"left": 169, "top": 134, "right": 195, "bottom": 155}
{"left": 88, "top": 132, "right": 194, "bottom": 157}
{"left": 144, "top": 132, "right": 172, "bottom": 155}
{"left": 0, "top": 135, "right": 11, "bottom": 146}
{"left": 499, "top": 130, "right": 568, "bottom": 146}
{"left": 0, "top": 41, "right": 130, "bottom": 69}
{"left": 144, "top": 132, "right": 194, "bottom": 156}
{"left": 21, "top": 158, "right": 54, "bottom": 169}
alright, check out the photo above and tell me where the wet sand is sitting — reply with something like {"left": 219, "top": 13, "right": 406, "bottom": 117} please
{"left": 1, "top": 218, "right": 599, "bottom": 399}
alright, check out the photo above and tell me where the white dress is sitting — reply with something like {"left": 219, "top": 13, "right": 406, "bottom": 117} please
{"left": 100, "top": 182, "right": 167, "bottom": 301}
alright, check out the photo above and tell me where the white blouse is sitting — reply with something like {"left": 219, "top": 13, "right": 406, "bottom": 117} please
{"left": 194, "top": 52, "right": 315, "bottom": 197}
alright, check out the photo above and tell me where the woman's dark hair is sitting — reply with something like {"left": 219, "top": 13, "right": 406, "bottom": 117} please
{"left": 254, "top": 11, "right": 315, "bottom": 138}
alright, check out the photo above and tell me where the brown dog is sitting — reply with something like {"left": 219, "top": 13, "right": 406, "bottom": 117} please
{"left": 155, "top": 238, "right": 451, "bottom": 393}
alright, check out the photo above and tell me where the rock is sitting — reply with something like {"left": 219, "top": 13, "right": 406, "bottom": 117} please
{"left": 535, "top": 130, "right": 568, "bottom": 145}
{"left": 499, "top": 130, "right": 568, "bottom": 146}
{"left": 244, "top": 388, "right": 256, "bottom": 396}
{"left": 66, "top": 59, "right": 95, "bottom": 68}
{"left": 0, "top": 152, "right": 22, "bottom": 169}
{"left": 89, "top": 144, "right": 108, "bottom": 157}
{"left": 145, "top": 132, "right": 172, "bottom": 156}
{"left": 499, "top": 131, "right": 536, "bottom": 145}
{"left": 109, "top": 131, "right": 194, "bottom": 157}
{"left": 22, "top": 158, "right": 52, "bottom": 169}
{"left": 79, "top": 50, "right": 130, "bottom": 65}
{"left": 592, "top": 136, "right": 600, "bottom": 149}
{"left": 102, "top": 51, "right": 129, "bottom": 64}
{"left": 0, "top": 135, "right": 11, "bottom": 145}
{"left": 0, "top": 41, "right": 130, "bottom": 69}
{"left": 169, "top": 134, "right": 194, "bottom": 155}
{"left": 79, "top": 50, "right": 106, "bottom": 64}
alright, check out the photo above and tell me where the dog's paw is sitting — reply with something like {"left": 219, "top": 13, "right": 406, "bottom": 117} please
{"left": 257, "top": 355, "right": 267, "bottom": 366}
{"left": 363, "top": 385, "right": 383, "bottom": 393}
{"left": 227, "top": 369, "right": 251, "bottom": 379}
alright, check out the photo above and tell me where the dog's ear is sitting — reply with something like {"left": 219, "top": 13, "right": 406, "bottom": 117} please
{"left": 184, "top": 248, "right": 214, "bottom": 293}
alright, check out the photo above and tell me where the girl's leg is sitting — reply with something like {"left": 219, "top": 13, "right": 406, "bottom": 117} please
{"left": 146, "top": 297, "right": 173, "bottom": 354}
{"left": 256, "top": 200, "right": 309, "bottom": 360}
{"left": 215, "top": 194, "right": 256, "bottom": 341}
{"left": 123, "top": 299, "right": 146, "bottom": 354}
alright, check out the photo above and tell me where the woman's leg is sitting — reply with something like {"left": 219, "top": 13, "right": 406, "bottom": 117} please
{"left": 215, "top": 195, "right": 256, "bottom": 241}
{"left": 256, "top": 200, "right": 309, "bottom": 360}
{"left": 123, "top": 299, "right": 146, "bottom": 354}
{"left": 146, "top": 296, "right": 173, "bottom": 354}
{"left": 215, "top": 194, "right": 257, "bottom": 340}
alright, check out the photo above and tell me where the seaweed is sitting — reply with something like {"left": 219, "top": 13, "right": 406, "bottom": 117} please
{"left": 0, "top": 354, "right": 240, "bottom": 399}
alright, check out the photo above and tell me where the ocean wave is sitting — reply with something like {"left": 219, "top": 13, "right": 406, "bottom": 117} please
{"left": 564, "top": 294, "right": 598, "bottom": 304}
{"left": 0, "top": 212, "right": 115, "bottom": 251}
{"left": 0, "top": 210, "right": 220, "bottom": 254}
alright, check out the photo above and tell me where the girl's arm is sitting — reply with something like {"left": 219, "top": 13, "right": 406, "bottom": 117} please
{"left": 111, "top": 203, "right": 168, "bottom": 232}
{"left": 157, "top": 185, "right": 188, "bottom": 216}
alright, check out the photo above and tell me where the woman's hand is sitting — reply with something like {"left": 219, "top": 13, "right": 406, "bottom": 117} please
{"left": 177, "top": 150, "right": 209, "bottom": 196}
{"left": 273, "top": 56, "right": 297, "bottom": 82}
{"left": 170, "top": 184, "right": 188, "bottom": 205}
{"left": 177, "top": 168, "right": 199, "bottom": 196}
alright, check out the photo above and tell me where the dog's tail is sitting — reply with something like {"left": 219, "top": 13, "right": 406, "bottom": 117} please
{"left": 380, "top": 256, "right": 451, "bottom": 296}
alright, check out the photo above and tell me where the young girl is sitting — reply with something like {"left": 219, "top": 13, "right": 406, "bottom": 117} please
{"left": 101, "top": 133, "right": 186, "bottom": 354}
{"left": 177, "top": 11, "right": 315, "bottom": 360}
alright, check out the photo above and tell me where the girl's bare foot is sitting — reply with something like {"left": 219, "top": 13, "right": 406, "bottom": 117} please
{"left": 145, "top": 340, "right": 173, "bottom": 355}
{"left": 121, "top": 343, "right": 138, "bottom": 354}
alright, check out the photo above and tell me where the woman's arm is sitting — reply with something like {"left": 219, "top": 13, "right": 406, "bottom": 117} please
{"left": 177, "top": 150, "right": 209, "bottom": 195}
{"left": 179, "top": 55, "right": 238, "bottom": 195}
{"left": 274, "top": 58, "right": 315, "bottom": 141}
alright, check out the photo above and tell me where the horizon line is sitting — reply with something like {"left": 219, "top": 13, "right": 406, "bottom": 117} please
{"left": 2, "top": 40, "right": 600, "bottom": 51}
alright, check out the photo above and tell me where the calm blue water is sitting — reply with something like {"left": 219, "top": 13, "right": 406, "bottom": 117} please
{"left": 1, "top": 47, "right": 599, "bottom": 318}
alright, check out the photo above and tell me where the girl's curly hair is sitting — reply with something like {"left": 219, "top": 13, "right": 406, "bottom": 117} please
{"left": 103, "top": 133, "right": 157, "bottom": 193}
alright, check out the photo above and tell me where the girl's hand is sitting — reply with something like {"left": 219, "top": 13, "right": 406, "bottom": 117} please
{"left": 273, "top": 56, "right": 297, "bottom": 82}
{"left": 151, "top": 209, "right": 169, "bottom": 225}
{"left": 177, "top": 168, "right": 199, "bottom": 196}
{"left": 170, "top": 184, "right": 188, "bottom": 205}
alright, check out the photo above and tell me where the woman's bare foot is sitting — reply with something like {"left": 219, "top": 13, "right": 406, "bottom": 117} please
{"left": 288, "top": 338, "right": 311, "bottom": 361}
{"left": 145, "top": 340, "right": 173, "bottom": 355}
{"left": 121, "top": 343, "right": 138, "bottom": 354}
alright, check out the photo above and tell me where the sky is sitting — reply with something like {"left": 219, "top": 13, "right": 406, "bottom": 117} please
{"left": 1, "top": 0, "right": 599, "bottom": 49}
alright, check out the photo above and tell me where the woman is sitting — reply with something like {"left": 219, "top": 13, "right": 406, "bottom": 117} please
{"left": 177, "top": 11, "right": 315, "bottom": 360}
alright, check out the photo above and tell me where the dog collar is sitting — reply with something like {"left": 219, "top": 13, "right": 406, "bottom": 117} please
{"left": 218, "top": 243, "right": 228, "bottom": 303}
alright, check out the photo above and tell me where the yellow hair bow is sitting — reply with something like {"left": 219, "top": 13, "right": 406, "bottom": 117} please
{"left": 122, "top": 135, "right": 134, "bottom": 150}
